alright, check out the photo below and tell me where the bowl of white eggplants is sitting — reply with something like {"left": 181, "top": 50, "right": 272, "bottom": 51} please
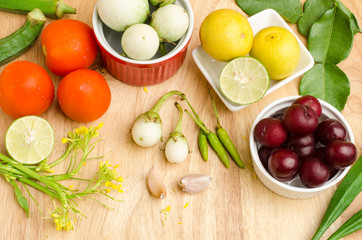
{"left": 92, "top": 0, "right": 194, "bottom": 86}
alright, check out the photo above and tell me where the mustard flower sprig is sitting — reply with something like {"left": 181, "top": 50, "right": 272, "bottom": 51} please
{"left": 0, "top": 123, "right": 124, "bottom": 231}
{"left": 50, "top": 205, "right": 75, "bottom": 231}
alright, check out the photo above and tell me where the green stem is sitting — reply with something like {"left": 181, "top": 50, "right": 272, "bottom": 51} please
{"left": 150, "top": 90, "right": 185, "bottom": 113}
{"left": 70, "top": 144, "right": 89, "bottom": 175}
{"left": 0, "top": 153, "right": 69, "bottom": 207}
{"left": 185, "top": 110, "right": 209, "bottom": 134}
{"left": 0, "top": 164, "right": 27, "bottom": 176}
{"left": 158, "top": 43, "right": 167, "bottom": 56}
{"left": 183, "top": 96, "right": 205, "bottom": 125}
{"left": 56, "top": 0, "right": 77, "bottom": 18}
{"left": 208, "top": 89, "right": 222, "bottom": 128}
{"left": 47, "top": 144, "right": 74, "bottom": 169}
{"left": 20, "top": 178, "right": 59, "bottom": 199}
{"left": 174, "top": 102, "right": 184, "bottom": 133}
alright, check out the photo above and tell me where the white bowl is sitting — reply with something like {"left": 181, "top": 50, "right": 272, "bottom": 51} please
{"left": 192, "top": 9, "right": 314, "bottom": 112}
{"left": 249, "top": 96, "right": 355, "bottom": 199}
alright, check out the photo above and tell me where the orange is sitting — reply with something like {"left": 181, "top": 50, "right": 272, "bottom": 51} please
{"left": 41, "top": 19, "right": 98, "bottom": 77}
{"left": 0, "top": 61, "right": 54, "bottom": 119}
{"left": 57, "top": 69, "right": 111, "bottom": 122}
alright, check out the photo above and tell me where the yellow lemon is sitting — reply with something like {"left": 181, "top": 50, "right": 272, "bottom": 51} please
{"left": 250, "top": 26, "right": 300, "bottom": 80}
{"left": 199, "top": 9, "right": 253, "bottom": 62}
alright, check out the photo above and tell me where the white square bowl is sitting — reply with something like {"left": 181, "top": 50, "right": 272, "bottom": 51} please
{"left": 192, "top": 9, "right": 314, "bottom": 112}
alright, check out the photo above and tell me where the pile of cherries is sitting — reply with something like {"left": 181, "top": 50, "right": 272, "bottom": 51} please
{"left": 254, "top": 95, "right": 357, "bottom": 188}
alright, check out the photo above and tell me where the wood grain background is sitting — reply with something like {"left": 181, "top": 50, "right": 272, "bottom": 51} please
{"left": 0, "top": 0, "right": 361, "bottom": 239}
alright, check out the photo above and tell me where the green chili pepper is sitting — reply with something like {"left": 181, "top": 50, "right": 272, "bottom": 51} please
{"left": 209, "top": 90, "right": 245, "bottom": 168}
{"left": 183, "top": 98, "right": 230, "bottom": 168}
{"left": 312, "top": 155, "right": 362, "bottom": 240}
{"left": 205, "top": 130, "right": 230, "bottom": 168}
{"left": 328, "top": 209, "right": 362, "bottom": 240}
{"left": 198, "top": 128, "right": 208, "bottom": 161}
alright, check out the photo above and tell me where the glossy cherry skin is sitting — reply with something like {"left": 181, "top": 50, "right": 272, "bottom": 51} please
{"left": 313, "top": 147, "right": 338, "bottom": 179}
{"left": 285, "top": 134, "right": 316, "bottom": 158}
{"left": 258, "top": 146, "right": 279, "bottom": 171}
{"left": 283, "top": 104, "right": 319, "bottom": 136}
{"left": 325, "top": 140, "right": 357, "bottom": 169}
{"left": 268, "top": 148, "right": 299, "bottom": 181}
{"left": 299, "top": 157, "right": 330, "bottom": 188}
{"left": 293, "top": 95, "right": 322, "bottom": 117}
{"left": 254, "top": 118, "right": 288, "bottom": 148}
{"left": 315, "top": 119, "right": 347, "bottom": 145}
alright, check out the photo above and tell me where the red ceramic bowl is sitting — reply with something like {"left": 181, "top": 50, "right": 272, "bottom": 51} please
{"left": 92, "top": 1, "right": 194, "bottom": 86}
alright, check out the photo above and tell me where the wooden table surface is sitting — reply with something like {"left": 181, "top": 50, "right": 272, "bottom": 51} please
{"left": 0, "top": 0, "right": 361, "bottom": 239}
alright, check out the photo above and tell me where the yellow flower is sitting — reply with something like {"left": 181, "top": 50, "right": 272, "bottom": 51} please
{"left": 99, "top": 161, "right": 124, "bottom": 193}
{"left": 95, "top": 122, "right": 104, "bottom": 130}
{"left": 61, "top": 138, "right": 68, "bottom": 144}
{"left": 79, "top": 126, "right": 88, "bottom": 135}
{"left": 165, "top": 206, "right": 171, "bottom": 212}
{"left": 50, "top": 207, "right": 74, "bottom": 231}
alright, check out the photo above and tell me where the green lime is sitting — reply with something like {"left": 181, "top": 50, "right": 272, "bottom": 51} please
{"left": 5, "top": 116, "right": 54, "bottom": 164}
{"left": 219, "top": 57, "right": 270, "bottom": 105}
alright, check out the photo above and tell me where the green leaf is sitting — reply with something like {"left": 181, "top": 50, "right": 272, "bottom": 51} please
{"left": 235, "top": 0, "right": 302, "bottom": 23}
{"left": 333, "top": 0, "right": 361, "bottom": 35}
{"left": 10, "top": 180, "right": 29, "bottom": 217}
{"left": 299, "top": 63, "right": 350, "bottom": 111}
{"left": 297, "top": 0, "right": 334, "bottom": 36}
{"left": 311, "top": 155, "right": 362, "bottom": 240}
{"left": 308, "top": 7, "right": 353, "bottom": 64}
{"left": 328, "top": 210, "right": 362, "bottom": 240}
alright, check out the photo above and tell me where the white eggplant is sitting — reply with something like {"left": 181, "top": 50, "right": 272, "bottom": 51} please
{"left": 96, "top": 0, "right": 149, "bottom": 32}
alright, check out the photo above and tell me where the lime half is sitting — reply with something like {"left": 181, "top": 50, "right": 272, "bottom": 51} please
{"left": 220, "top": 57, "right": 270, "bottom": 105}
{"left": 5, "top": 116, "right": 54, "bottom": 164}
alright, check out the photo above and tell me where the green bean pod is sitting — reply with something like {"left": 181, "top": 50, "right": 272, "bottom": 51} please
{"left": 198, "top": 129, "right": 208, "bottom": 161}
{"left": 206, "top": 132, "right": 230, "bottom": 168}
{"left": 328, "top": 210, "right": 362, "bottom": 240}
{"left": 216, "top": 127, "right": 245, "bottom": 168}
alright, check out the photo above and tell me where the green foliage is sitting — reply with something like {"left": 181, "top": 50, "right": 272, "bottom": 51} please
{"left": 235, "top": 0, "right": 360, "bottom": 111}
{"left": 299, "top": 64, "right": 350, "bottom": 111}
{"left": 308, "top": 7, "right": 353, "bottom": 64}
{"left": 333, "top": 0, "right": 361, "bottom": 35}
{"left": 235, "top": 0, "right": 302, "bottom": 23}
{"left": 10, "top": 180, "right": 29, "bottom": 217}
{"left": 311, "top": 155, "right": 362, "bottom": 240}
{"left": 297, "top": 0, "right": 334, "bottom": 36}
{"left": 328, "top": 210, "right": 362, "bottom": 240}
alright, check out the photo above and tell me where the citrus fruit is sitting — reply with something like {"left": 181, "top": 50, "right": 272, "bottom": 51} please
{"left": 250, "top": 26, "right": 300, "bottom": 80}
{"left": 57, "top": 69, "right": 111, "bottom": 122}
{"left": 0, "top": 61, "right": 54, "bottom": 119}
{"left": 5, "top": 116, "right": 54, "bottom": 164}
{"left": 199, "top": 9, "right": 253, "bottom": 62}
{"left": 41, "top": 19, "right": 98, "bottom": 77}
{"left": 219, "top": 57, "right": 269, "bottom": 105}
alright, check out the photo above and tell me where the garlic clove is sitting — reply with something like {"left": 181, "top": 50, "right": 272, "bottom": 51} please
{"left": 147, "top": 166, "right": 167, "bottom": 199}
{"left": 179, "top": 174, "right": 212, "bottom": 194}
